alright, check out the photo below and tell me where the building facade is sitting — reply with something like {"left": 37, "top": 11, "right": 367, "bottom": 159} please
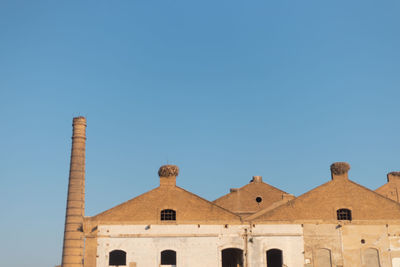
{"left": 60, "top": 117, "right": 400, "bottom": 267}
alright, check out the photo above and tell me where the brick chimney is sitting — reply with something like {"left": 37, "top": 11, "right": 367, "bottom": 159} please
{"left": 62, "top": 117, "right": 86, "bottom": 267}
{"left": 158, "top": 165, "right": 179, "bottom": 187}
{"left": 387, "top": 172, "right": 400, "bottom": 183}
{"left": 251, "top": 176, "right": 263, "bottom": 183}
{"left": 330, "top": 162, "right": 350, "bottom": 180}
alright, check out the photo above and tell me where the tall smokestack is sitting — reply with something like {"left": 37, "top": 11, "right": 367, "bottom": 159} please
{"left": 62, "top": 117, "right": 86, "bottom": 267}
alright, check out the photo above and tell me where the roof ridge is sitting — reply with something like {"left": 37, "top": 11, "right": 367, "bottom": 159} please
{"left": 90, "top": 187, "right": 160, "bottom": 218}
{"left": 213, "top": 180, "right": 288, "bottom": 203}
{"left": 347, "top": 179, "right": 400, "bottom": 206}
{"left": 175, "top": 186, "right": 242, "bottom": 220}
{"left": 249, "top": 179, "right": 333, "bottom": 221}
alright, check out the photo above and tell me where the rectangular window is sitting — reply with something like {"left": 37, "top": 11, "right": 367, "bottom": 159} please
{"left": 337, "top": 208, "right": 352, "bottom": 220}
{"left": 161, "top": 209, "right": 176, "bottom": 221}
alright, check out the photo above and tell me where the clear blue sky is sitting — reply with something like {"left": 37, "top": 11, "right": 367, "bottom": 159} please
{"left": 0, "top": 0, "right": 399, "bottom": 266}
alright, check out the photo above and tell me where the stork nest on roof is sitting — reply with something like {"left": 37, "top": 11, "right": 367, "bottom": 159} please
{"left": 158, "top": 165, "right": 179, "bottom": 177}
{"left": 330, "top": 162, "right": 350, "bottom": 175}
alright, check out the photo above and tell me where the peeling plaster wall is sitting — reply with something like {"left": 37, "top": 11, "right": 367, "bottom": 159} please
{"left": 97, "top": 225, "right": 246, "bottom": 267}
{"left": 389, "top": 225, "right": 400, "bottom": 267}
{"left": 249, "top": 224, "right": 304, "bottom": 267}
{"left": 341, "top": 225, "right": 391, "bottom": 266}
{"left": 303, "top": 224, "right": 343, "bottom": 267}
{"left": 95, "top": 224, "right": 304, "bottom": 267}
{"left": 303, "top": 223, "right": 400, "bottom": 267}
{"left": 94, "top": 223, "right": 400, "bottom": 267}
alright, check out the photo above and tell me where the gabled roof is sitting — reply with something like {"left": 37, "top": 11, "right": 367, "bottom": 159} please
{"left": 376, "top": 183, "right": 399, "bottom": 202}
{"left": 213, "top": 177, "right": 292, "bottom": 217}
{"left": 250, "top": 176, "right": 400, "bottom": 222}
{"left": 376, "top": 172, "right": 400, "bottom": 203}
{"left": 86, "top": 184, "right": 241, "bottom": 225}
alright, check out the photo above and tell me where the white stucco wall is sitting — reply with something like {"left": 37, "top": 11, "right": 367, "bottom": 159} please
{"left": 96, "top": 224, "right": 304, "bottom": 267}
{"left": 250, "top": 224, "right": 304, "bottom": 267}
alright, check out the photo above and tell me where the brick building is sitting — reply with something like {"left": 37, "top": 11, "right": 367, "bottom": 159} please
{"left": 60, "top": 117, "right": 400, "bottom": 267}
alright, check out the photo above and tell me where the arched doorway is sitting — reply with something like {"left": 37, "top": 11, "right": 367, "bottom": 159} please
{"left": 314, "top": 248, "right": 332, "bottom": 267}
{"left": 161, "top": 249, "right": 176, "bottom": 266}
{"left": 222, "top": 248, "right": 243, "bottom": 267}
{"left": 363, "top": 248, "right": 380, "bottom": 267}
{"left": 109, "top": 250, "right": 126, "bottom": 266}
{"left": 266, "top": 249, "right": 283, "bottom": 267}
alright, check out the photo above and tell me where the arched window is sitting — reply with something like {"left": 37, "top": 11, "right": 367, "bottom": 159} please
{"left": 161, "top": 249, "right": 176, "bottom": 265}
{"left": 337, "top": 208, "right": 352, "bottom": 220}
{"left": 363, "top": 248, "right": 380, "bottom": 267}
{"left": 161, "top": 209, "right": 176, "bottom": 221}
{"left": 266, "top": 249, "right": 283, "bottom": 267}
{"left": 314, "top": 248, "right": 332, "bottom": 267}
{"left": 222, "top": 248, "right": 243, "bottom": 267}
{"left": 109, "top": 250, "right": 126, "bottom": 266}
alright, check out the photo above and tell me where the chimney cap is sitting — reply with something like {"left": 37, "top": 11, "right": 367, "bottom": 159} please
{"left": 388, "top": 172, "right": 400, "bottom": 182}
{"left": 73, "top": 116, "right": 86, "bottom": 125}
{"left": 330, "top": 162, "right": 350, "bottom": 175}
{"left": 388, "top": 171, "right": 400, "bottom": 177}
{"left": 251, "top": 176, "right": 263, "bottom": 183}
{"left": 158, "top": 165, "right": 179, "bottom": 177}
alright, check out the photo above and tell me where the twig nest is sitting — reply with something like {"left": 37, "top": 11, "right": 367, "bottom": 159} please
{"left": 389, "top": 171, "right": 400, "bottom": 177}
{"left": 158, "top": 165, "right": 179, "bottom": 177}
{"left": 330, "top": 162, "right": 350, "bottom": 175}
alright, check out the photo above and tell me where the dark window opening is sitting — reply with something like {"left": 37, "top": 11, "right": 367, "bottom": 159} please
{"left": 256, "top": 197, "right": 263, "bottom": 203}
{"left": 267, "top": 249, "right": 283, "bottom": 267}
{"left": 337, "top": 208, "right": 352, "bottom": 221}
{"left": 161, "top": 250, "right": 176, "bottom": 265}
{"left": 109, "top": 250, "right": 126, "bottom": 266}
{"left": 161, "top": 209, "right": 176, "bottom": 221}
{"left": 222, "top": 248, "right": 243, "bottom": 267}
